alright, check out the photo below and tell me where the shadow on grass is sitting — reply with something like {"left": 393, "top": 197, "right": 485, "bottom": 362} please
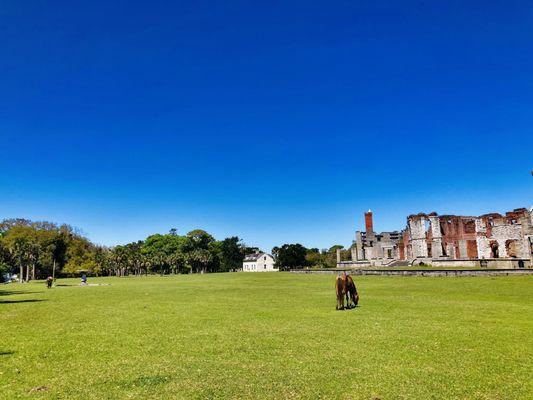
{"left": 0, "top": 299, "right": 45, "bottom": 304}
{"left": 0, "top": 290, "right": 42, "bottom": 296}
{"left": 335, "top": 305, "right": 361, "bottom": 311}
{"left": 0, "top": 351, "right": 15, "bottom": 356}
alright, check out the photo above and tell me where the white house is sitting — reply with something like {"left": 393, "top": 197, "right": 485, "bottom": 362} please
{"left": 242, "top": 253, "right": 278, "bottom": 272}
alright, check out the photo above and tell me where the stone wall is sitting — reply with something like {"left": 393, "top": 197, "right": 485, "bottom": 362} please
{"left": 292, "top": 268, "right": 533, "bottom": 276}
{"left": 475, "top": 208, "right": 532, "bottom": 260}
{"left": 408, "top": 215, "right": 428, "bottom": 258}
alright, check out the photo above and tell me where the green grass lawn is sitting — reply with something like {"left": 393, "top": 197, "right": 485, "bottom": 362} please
{"left": 1, "top": 273, "right": 532, "bottom": 399}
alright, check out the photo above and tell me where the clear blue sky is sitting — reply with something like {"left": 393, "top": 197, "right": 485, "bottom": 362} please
{"left": 1, "top": 1, "right": 532, "bottom": 252}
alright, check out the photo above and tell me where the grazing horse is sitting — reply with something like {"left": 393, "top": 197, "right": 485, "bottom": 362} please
{"left": 335, "top": 273, "right": 347, "bottom": 310}
{"left": 345, "top": 275, "right": 359, "bottom": 308}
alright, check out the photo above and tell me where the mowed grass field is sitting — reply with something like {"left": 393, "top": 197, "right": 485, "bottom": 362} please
{"left": 1, "top": 273, "right": 532, "bottom": 400}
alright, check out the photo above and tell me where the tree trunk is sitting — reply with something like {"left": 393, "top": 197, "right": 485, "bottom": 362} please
{"left": 19, "top": 263, "right": 23, "bottom": 283}
{"left": 32, "top": 264, "right": 35, "bottom": 281}
{"left": 25, "top": 264, "right": 30, "bottom": 282}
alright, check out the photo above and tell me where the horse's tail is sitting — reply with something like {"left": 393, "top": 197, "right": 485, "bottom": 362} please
{"left": 335, "top": 275, "right": 343, "bottom": 296}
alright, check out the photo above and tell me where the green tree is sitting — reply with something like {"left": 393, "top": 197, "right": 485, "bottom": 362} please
{"left": 142, "top": 233, "right": 186, "bottom": 275}
{"left": 186, "top": 248, "right": 213, "bottom": 274}
{"left": 276, "top": 244, "right": 308, "bottom": 270}
{"left": 36, "top": 229, "right": 68, "bottom": 278}
{"left": 305, "top": 248, "right": 326, "bottom": 267}
{"left": 217, "top": 236, "right": 245, "bottom": 272}
{"left": 183, "top": 230, "right": 215, "bottom": 252}
{"left": 183, "top": 230, "right": 216, "bottom": 273}
{"left": 1, "top": 226, "right": 39, "bottom": 282}
{"left": 0, "top": 240, "right": 11, "bottom": 281}
{"left": 62, "top": 236, "right": 98, "bottom": 276}
{"left": 323, "top": 245, "right": 344, "bottom": 267}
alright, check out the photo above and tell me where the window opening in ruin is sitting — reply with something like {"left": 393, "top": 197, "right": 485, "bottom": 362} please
{"left": 505, "top": 240, "right": 517, "bottom": 258}
{"left": 441, "top": 243, "right": 447, "bottom": 257}
{"left": 424, "top": 220, "right": 430, "bottom": 232}
{"left": 490, "top": 241, "right": 499, "bottom": 258}
{"left": 427, "top": 244, "right": 432, "bottom": 258}
{"left": 466, "top": 240, "right": 478, "bottom": 258}
{"left": 387, "top": 249, "right": 392, "bottom": 258}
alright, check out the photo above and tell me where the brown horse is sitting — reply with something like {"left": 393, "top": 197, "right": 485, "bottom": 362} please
{"left": 335, "top": 273, "right": 347, "bottom": 310}
{"left": 336, "top": 273, "right": 359, "bottom": 310}
{"left": 345, "top": 275, "right": 359, "bottom": 308}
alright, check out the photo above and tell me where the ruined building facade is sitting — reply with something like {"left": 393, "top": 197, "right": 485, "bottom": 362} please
{"left": 338, "top": 208, "right": 533, "bottom": 268}
{"left": 350, "top": 210, "right": 403, "bottom": 265}
{"left": 405, "top": 208, "right": 533, "bottom": 264}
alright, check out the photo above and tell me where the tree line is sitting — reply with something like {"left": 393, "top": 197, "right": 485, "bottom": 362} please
{"left": 0, "top": 219, "right": 259, "bottom": 282}
{"left": 273, "top": 243, "right": 350, "bottom": 270}
{"left": 0, "top": 218, "right": 350, "bottom": 281}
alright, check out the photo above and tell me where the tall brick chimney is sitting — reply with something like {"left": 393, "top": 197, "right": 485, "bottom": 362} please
{"left": 364, "top": 210, "right": 373, "bottom": 232}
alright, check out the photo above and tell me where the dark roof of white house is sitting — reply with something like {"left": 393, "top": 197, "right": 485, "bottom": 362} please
{"left": 243, "top": 253, "right": 269, "bottom": 262}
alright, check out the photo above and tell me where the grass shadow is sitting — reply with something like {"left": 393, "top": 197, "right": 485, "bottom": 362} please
{"left": 0, "top": 299, "right": 45, "bottom": 304}
{"left": 0, "top": 290, "right": 43, "bottom": 296}
{"left": 0, "top": 351, "right": 15, "bottom": 356}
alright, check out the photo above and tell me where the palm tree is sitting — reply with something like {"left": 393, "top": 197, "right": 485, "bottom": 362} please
{"left": 186, "top": 249, "right": 213, "bottom": 274}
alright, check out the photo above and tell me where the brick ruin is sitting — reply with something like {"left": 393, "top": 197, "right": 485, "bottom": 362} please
{"left": 350, "top": 210, "right": 403, "bottom": 263}
{"left": 405, "top": 208, "right": 533, "bottom": 260}
{"left": 338, "top": 208, "right": 533, "bottom": 268}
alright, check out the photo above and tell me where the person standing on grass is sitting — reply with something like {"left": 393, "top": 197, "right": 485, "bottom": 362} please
{"left": 46, "top": 276, "right": 53, "bottom": 289}
{"left": 81, "top": 274, "right": 87, "bottom": 285}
